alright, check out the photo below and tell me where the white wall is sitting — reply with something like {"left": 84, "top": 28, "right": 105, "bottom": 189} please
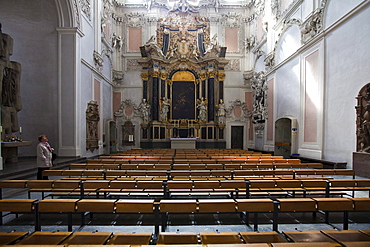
{"left": 323, "top": 3, "right": 370, "bottom": 167}
{"left": 0, "top": 0, "right": 59, "bottom": 156}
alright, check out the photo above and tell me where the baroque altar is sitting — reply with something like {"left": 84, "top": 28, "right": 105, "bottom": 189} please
{"left": 134, "top": 10, "right": 229, "bottom": 149}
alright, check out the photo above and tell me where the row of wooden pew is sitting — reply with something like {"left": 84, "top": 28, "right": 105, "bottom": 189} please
{"left": 47, "top": 168, "right": 355, "bottom": 180}
{"left": 88, "top": 158, "right": 302, "bottom": 164}
{"left": 1, "top": 177, "right": 369, "bottom": 200}
{"left": 72, "top": 162, "right": 324, "bottom": 170}
{"left": 1, "top": 229, "right": 370, "bottom": 246}
{"left": 1, "top": 197, "right": 369, "bottom": 232}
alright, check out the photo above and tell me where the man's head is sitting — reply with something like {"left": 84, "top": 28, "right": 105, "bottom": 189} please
{"left": 38, "top": 135, "right": 48, "bottom": 142}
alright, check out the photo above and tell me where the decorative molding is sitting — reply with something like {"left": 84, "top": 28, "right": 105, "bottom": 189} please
{"left": 93, "top": 50, "right": 104, "bottom": 71}
{"left": 264, "top": 51, "right": 275, "bottom": 70}
{"left": 227, "top": 99, "right": 252, "bottom": 122}
{"left": 114, "top": 99, "right": 139, "bottom": 120}
{"left": 125, "top": 12, "right": 146, "bottom": 28}
{"left": 225, "top": 59, "right": 241, "bottom": 72}
{"left": 220, "top": 12, "right": 242, "bottom": 28}
{"left": 300, "top": 8, "right": 324, "bottom": 44}
{"left": 71, "top": 0, "right": 81, "bottom": 30}
{"left": 79, "top": 0, "right": 91, "bottom": 21}
{"left": 112, "top": 70, "right": 124, "bottom": 86}
{"left": 101, "top": 0, "right": 114, "bottom": 33}
{"left": 126, "top": 59, "right": 141, "bottom": 71}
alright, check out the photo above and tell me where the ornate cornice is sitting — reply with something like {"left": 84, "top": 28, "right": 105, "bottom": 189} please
{"left": 125, "top": 12, "right": 146, "bottom": 27}
{"left": 220, "top": 12, "right": 242, "bottom": 28}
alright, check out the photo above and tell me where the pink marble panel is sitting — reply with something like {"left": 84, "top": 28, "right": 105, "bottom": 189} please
{"left": 304, "top": 51, "right": 319, "bottom": 143}
{"left": 128, "top": 27, "right": 142, "bottom": 52}
{"left": 94, "top": 79, "right": 101, "bottom": 105}
{"left": 113, "top": 92, "right": 121, "bottom": 119}
{"left": 256, "top": 15, "right": 264, "bottom": 42}
{"left": 245, "top": 92, "right": 254, "bottom": 140}
{"left": 225, "top": 28, "right": 238, "bottom": 52}
{"left": 125, "top": 105, "right": 133, "bottom": 116}
{"left": 267, "top": 78, "right": 274, "bottom": 141}
{"left": 234, "top": 106, "right": 242, "bottom": 117}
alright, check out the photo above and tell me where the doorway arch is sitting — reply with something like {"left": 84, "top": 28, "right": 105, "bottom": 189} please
{"left": 275, "top": 117, "right": 298, "bottom": 158}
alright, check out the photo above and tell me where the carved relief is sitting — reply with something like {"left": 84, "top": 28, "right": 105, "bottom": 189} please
{"left": 243, "top": 35, "right": 256, "bottom": 53}
{"left": 271, "top": 0, "right": 281, "bottom": 20}
{"left": 356, "top": 83, "right": 370, "bottom": 153}
{"left": 225, "top": 59, "right": 240, "bottom": 72}
{"left": 250, "top": 71, "right": 268, "bottom": 124}
{"left": 126, "top": 59, "right": 141, "bottom": 71}
{"left": 93, "top": 51, "right": 104, "bottom": 71}
{"left": 264, "top": 52, "right": 275, "bottom": 69}
{"left": 301, "top": 8, "right": 324, "bottom": 43}
{"left": 101, "top": 0, "right": 113, "bottom": 36}
{"left": 114, "top": 99, "right": 138, "bottom": 120}
{"left": 79, "top": 0, "right": 91, "bottom": 21}
{"left": 112, "top": 70, "right": 124, "bottom": 86}
{"left": 112, "top": 33, "right": 124, "bottom": 51}
{"left": 220, "top": 12, "right": 241, "bottom": 28}
{"left": 125, "top": 12, "right": 145, "bottom": 28}
{"left": 86, "top": 100, "right": 100, "bottom": 152}
{"left": 227, "top": 99, "right": 252, "bottom": 122}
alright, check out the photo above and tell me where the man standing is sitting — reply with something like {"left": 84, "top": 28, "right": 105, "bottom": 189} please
{"left": 36, "top": 134, "right": 53, "bottom": 180}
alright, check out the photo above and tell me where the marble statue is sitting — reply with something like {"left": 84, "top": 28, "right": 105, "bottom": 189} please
{"left": 216, "top": 99, "right": 226, "bottom": 124}
{"left": 139, "top": 98, "right": 151, "bottom": 123}
{"left": 197, "top": 97, "right": 207, "bottom": 122}
{"left": 160, "top": 97, "right": 170, "bottom": 122}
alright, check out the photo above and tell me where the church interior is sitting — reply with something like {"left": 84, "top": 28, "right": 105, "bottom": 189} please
{"left": 0, "top": 0, "right": 370, "bottom": 246}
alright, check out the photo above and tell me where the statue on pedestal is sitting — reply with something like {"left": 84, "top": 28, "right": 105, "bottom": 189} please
{"left": 138, "top": 98, "right": 151, "bottom": 123}
{"left": 197, "top": 97, "right": 207, "bottom": 122}
{"left": 160, "top": 97, "right": 171, "bottom": 122}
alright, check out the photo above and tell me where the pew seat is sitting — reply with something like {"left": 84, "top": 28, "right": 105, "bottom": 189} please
{"left": 200, "top": 232, "right": 244, "bottom": 244}
{"left": 240, "top": 231, "right": 287, "bottom": 243}
{"left": 157, "top": 232, "right": 199, "bottom": 245}
{"left": 106, "top": 232, "right": 152, "bottom": 245}
{"left": 0, "top": 232, "right": 29, "bottom": 245}
{"left": 15, "top": 231, "right": 72, "bottom": 245}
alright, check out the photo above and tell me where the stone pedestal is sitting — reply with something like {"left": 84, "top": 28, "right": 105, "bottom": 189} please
{"left": 353, "top": 152, "right": 370, "bottom": 178}
{"left": 1, "top": 141, "right": 32, "bottom": 163}
{"left": 170, "top": 138, "right": 196, "bottom": 149}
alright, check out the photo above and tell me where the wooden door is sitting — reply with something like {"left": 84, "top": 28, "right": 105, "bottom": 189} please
{"left": 231, "top": 126, "right": 243, "bottom": 149}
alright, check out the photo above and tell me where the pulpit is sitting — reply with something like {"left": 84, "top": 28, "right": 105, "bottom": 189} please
{"left": 1, "top": 141, "right": 32, "bottom": 163}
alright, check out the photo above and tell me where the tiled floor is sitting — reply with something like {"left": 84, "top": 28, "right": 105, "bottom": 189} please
{"left": 1, "top": 157, "right": 370, "bottom": 234}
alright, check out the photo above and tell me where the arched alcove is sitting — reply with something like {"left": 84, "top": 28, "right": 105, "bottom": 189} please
{"left": 323, "top": 0, "right": 363, "bottom": 29}
{"left": 275, "top": 25, "right": 301, "bottom": 65}
{"left": 275, "top": 117, "right": 298, "bottom": 158}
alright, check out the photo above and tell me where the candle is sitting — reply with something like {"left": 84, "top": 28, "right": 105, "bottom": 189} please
{"left": 0, "top": 126, "right": 2, "bottom": 132}
{"left": 19, "top": 127, "right": 22, "bottom": 133}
